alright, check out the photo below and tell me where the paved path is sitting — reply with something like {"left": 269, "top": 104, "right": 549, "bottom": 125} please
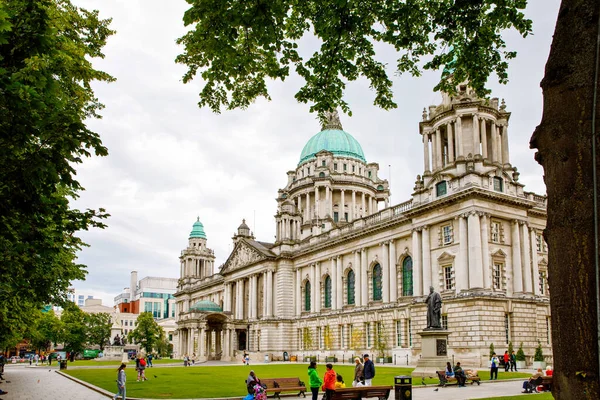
{"left": 2, "top": 365, "right": 107, "bottom": 400}
{"left": 1, "top": 364, "right": 548, "bottom": 400}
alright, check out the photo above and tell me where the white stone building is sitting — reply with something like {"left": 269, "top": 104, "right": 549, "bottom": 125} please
{"left": 175, "top": 84, "right": 550, "bottom": 367}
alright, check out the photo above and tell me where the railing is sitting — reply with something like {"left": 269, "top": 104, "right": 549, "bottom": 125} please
{"left": 297, "top": 198, "right": 413, "bottom": 250}
{"left": 524, "top": 191, "right": 547, "bottom": 207}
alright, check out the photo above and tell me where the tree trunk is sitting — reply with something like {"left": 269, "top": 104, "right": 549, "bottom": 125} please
{"left": 530, "top": 0, "right": 600, "bottom": 398}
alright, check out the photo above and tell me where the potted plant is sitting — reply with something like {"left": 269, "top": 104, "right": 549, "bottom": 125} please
{"left": 516, "top": 342, "right": 527, "bottom": 370}
{"left": 532, "top": 341, "right": 546, "bottom": 370}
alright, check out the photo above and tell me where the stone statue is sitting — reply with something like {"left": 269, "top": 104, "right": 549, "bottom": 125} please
{"left": 426, "top": 286, "right": 443, "bottom": 329}
{"left": 113, "top": 334, "right": 121, "bottom": 346}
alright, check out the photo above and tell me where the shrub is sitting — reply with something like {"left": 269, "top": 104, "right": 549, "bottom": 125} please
{"left": 489, "top": 343, "right": 495, "bottom": 359}
{"left": 534, "top": 341, "right": 544, "bottom": 362}
{"left": 508, "top": 341, "right": 514, "bottom": 355}
{"left": 516, "top": 343, "right": 526, "bottom": 361}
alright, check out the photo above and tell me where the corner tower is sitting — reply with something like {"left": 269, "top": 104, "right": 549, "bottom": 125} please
{"left": 414, "top": 82, "right": 522, "bottom": 204}
{"left": 179, "top": 217, "right": 216, "bottom": 279}
{"left": 276, "top": 111, "right": 390, "bottom": 243}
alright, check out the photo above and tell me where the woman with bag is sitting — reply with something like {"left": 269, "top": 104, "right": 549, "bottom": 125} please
{"left": 352, "top": 357, "right": 364, "bottom": 387}
{"left": 112, "top": 363, "right": 126, "bottom": 400}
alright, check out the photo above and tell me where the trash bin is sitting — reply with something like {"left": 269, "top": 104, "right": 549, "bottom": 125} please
{"left": 264, "top": 354, "right": 270, "bottom": 363}
{"left": 59, "top": 360, "right": 68, "bottom": 371}
{"left": 394, "top": 375, "right": 412, "bottom": 400}
{"left": 283, "top": 352, "right": 289, "bottom": 362}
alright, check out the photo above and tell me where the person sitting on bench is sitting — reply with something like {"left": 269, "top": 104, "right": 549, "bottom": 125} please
{"left": 444, "top": 362, "right": 454, "bottom": 379}
{"left": 453, "top": 362, "right": 466, "bottom": 387}
{"left": 522, "top": 369, "right": 544, "bottom": 393}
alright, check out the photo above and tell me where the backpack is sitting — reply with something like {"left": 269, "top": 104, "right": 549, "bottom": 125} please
{"left": 140, "top": 358, "right": 146, "bottom": 367}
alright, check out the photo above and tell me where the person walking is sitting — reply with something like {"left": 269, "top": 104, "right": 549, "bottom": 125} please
{"left": 352, "top": 357, "right": 364, "bottom": 387}
{"left": 308, "top": 361, "right": 322, "bottom": 400}
{"left": 322, "top": 363, "right": 336, "bottom": 400}
{"left": 363, "top": 354, "right": 375, "bottom": 386}
{"left": 490, "top": 352, "right": 500, "bottom": 380}
{"left": 503, "top": 351, "right": 510, "bottom": 372}
{"left": 510, "top": 351, "right": 518, "bottom": 372}
{"left": 113, "top": 363, "right": 126, "bottom": 400}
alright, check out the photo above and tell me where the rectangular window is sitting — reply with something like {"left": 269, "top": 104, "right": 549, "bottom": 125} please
{"left": 436, "top": 181, "right": 447, "bottom": 197}
{"left": 365, "top": 323, "right": 371, "bottom": 348}
{"left": 144, "top": 302, "right": 152, "bottom": 313}
{"left": 546, "top": 317, "right": 551, "bottom": 344}
{"left": 334, "top": 163, "right": 338, "bottom": 171}
{"left": 408, "top": 319, "right": 412, "bottom": 347}
{"left": 493, "top": 263, "right": 503, "bottom": 290}
{"left": 344, "top": 164, "right": 347, "bottom": 171}
{"left": 344, "top": 212, "right": 348, "bottom": 222}
{"left": 443, "top": 265, "right": 454, "bottom": 290}
{"left": 169, "top": 334, "right": 173, "bottom": 341}
{"left": 493, "top": 177, "right": 504, "bottom": 192}
{"left": 442, "top": 224, "right": 453, "bottom": 245}
{"left": 333, "top": 212, "right": 339, "bottom": 222}
{"left": 491, "top": 221, "right": 501, "bottom": 243}
{"left": 442, "top": 315, "right": 448, "bottom": 330}
{"left": 505, "top": 314, "right": 510, "bottom": 344}
{"left": 322, "top": 160, "right": 326, "bottom": 166}
{"left": 352, "top": 165, "right": 355, "bottom": 172}
{"left": 368, "top": 171, "right": 372, "bottom": 178}
{"left": 339, "top": 325, "right": 344, "bottom": 349}
{"left": 124, "top": 320, "right": 128, "bottom": 326}
{"left": 539, "top": 271, "right": 546, "bottom": 295}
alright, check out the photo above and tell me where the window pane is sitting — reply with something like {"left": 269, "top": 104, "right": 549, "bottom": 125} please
{"left": 402, "top": 257, "right": 413, "bottom": 296}
{"left": 347, "top": 270, "right": 355, "bottom": 305}
{"left": 324, "top": 276, "right": 332, "bottom": 308}
{"left": 373, "top": 264, "right": 382, "bottom": 301}
{"left": 305, "top": 281, "right": 311, "bottom": 311}
{"left": 436, "top": 181, "right": 447, "bottom": 196}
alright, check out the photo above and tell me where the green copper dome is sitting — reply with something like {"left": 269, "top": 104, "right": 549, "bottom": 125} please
{"left": 299, "top": 129, "right": 366, "bottom": 166}
{"left": 189, "top": 217, "right": 207, "bottom": 239}
{"left": 190, "top": 300, "right": 222, "bottom": 313}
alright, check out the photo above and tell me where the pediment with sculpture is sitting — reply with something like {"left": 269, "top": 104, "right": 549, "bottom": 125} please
{"left": 221, "top": 240, "right": 268, "bottom": 273}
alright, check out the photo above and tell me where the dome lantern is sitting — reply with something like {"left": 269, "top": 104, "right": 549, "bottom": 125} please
{"left": 189, "top": 217, "right": 207, "bottom": 239}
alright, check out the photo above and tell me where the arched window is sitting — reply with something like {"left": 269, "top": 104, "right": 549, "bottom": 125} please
{"left": 319, "top": 172, "right": 325, "bottom": 178}
{"left": 402, "top": 257, "right": 413, "bottom": 296}
{"left": 324, "top": 276, "right": 332, "bottom": 308}
{"left": 373, "top": 263, "right": 382, "bottom": 301}
{"left": 305, "top": 281, "right": 311, "bottom": 312}
{"left": 347, "top": 270, "right": 355, "bottom": 305}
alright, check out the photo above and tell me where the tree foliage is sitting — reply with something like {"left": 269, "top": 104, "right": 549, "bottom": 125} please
{"left": 128, "top": 312, "right": 164, "bottom": 354}
{"left": 60, "top": 303, "right": 88, "bottom": 355}
{"left": 28, "top": 309, "right": 63, "bottom": 353}
{"left": 0, "top": 0, "right": 113, "bottom": 348}
{"left": 87, "top": 312, "right": 112, "bottom": 351}
{"left": 176, "top": 0, "right": 531, "bottom": 116}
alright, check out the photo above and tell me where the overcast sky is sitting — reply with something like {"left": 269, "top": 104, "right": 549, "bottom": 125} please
{"left": 71, "top": 0, "right": 561, "bottom": 306}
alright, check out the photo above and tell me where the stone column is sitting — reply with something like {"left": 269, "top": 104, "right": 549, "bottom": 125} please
{"left": 412, "top": 229, "right": 422, "bottom": 296}
{"left": 354, "top": 251, "right": 362, "bottom": 305}
{"left": 298, "top": 195, "right": 302, "bottom": 222}
{"left": 351, "top": 190, "right": 356, "bottom": 221}
{"left": 492, "top": 119, "right": 502, "bottom": 162}
{"left": 457, "top": 214, "right": 469, "bottom": 291}
{"left": 511, "top": 220, "right": 523, "bottom": 293}
{"left": 456, "top": 117, "right": 463, "bottom": 158}
{"left": 295, "top": 268, "right": 301, "bottom": 315}
{"left": 501, "top": 125, "right": 510, "bottom": 164}
{"left": 361, "top": 249, "right": 368, "bottom": 305}
{"left": 423, "top": 133, "right": 431, "bottom": 172}
{"left": 447, "top": 124, "right": 454, "bottom": 163}
{"left": 480, "top": 213, "right": 491, "bottom": 289}
{"left": 530, "top": 228, "right": 541, "bottom": 295}
{"left": 266, "top": 269, "right": 273, "bottom": 317}
{"left": 496, "top": 123, "right": 503, "bottom": 164}
{"left": 199, "top": 328, "right": 206, "bottom": 358}
{"left": 468, "top": 211, "right": 484, "bottom": 288}
{"left": 521, "top": 223, "right": 533, "bottom": 293}
{"left": 472, "top": 114, "right": 480, "bottom": 155}
{"left": 325, "top": 186, "right": 331, "bottom": 216}
{"left": 262, "top": 272, "right": 268, "bottom": 317}
{"left": 436, "top": 128, "right": 443, "bottom": 167}
{"left": 251, "top": 275, "right": 258, "bottom": 319}
{"left": 422, "top": 226, "right": 431, "bottom": 291}
{"left": 314, "top": 186, "right": 320, "bottom": 218}
{"left": 480, "top": 117, "right": 488, "bottom": 159}
{"left": 310, "top": 264, "right": 316, "bottom": 313}
{"left": 340, "top": 190, "right": 345, "bottom": 221}
{"left": 223, "top": 328, "right": 230, "bottom": 359}
{"left": 336, "top": 256, "right": 343, "bottom": 309}
{"left": 305, "top": 192, "right": 310, "bottom": 220}
{"left": 361, "top": 192, "right": 366, "bottom": 217}
{"left": 389, "top": 240, "right": 397, "bottom": 301}
{"left": 330, "top": 258, "right": 337, "bottom": 309}
{"left": 223, "top": 283, "right": 229, "bottom": 313}
{"left": 314, "top": 263, "right": 321, "bottom": 313}
{"left": 372, "top": 197, "right": 376, "bottom": 214}
{"left": 189, "top": 328, "right": 196, "bottom": 356}
{"left": 381, "top": 242, "right": 389, "bottom": 302}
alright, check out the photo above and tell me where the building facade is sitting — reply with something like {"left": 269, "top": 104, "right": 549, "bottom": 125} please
{"left": 175, "top": 84, "right": 550, "bottom": 366}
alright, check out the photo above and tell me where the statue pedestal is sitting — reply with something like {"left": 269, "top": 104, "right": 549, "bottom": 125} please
{"left": 411, "top": 329, "right": 451, "bottom": 378}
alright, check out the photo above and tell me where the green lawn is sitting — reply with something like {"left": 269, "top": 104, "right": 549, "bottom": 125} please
{"left": 60, "top": 358, "right": 182, "bottom": 367}
{"left": 473, "top": 393, "right": 553, "bottom": 400}
{"left": 64, "top": 364, "right": 530, "bottom": 399}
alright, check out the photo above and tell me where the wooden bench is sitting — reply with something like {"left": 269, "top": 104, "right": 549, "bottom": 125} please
{"left": 261, "top": 378, "right": 306, "bottom": 399}
{"left": 540, "top": 375, "right": 553, "bottom": 391}
{"left": 436, "top": 370, "right": 481, "bottom": 387}
{"left": 330, "top": 385, "right": 393, "bottom": 400}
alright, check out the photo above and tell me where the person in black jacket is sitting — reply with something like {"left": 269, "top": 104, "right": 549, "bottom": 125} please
{"left": 362, "top": 354, "right": 375, "bottom": 386}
